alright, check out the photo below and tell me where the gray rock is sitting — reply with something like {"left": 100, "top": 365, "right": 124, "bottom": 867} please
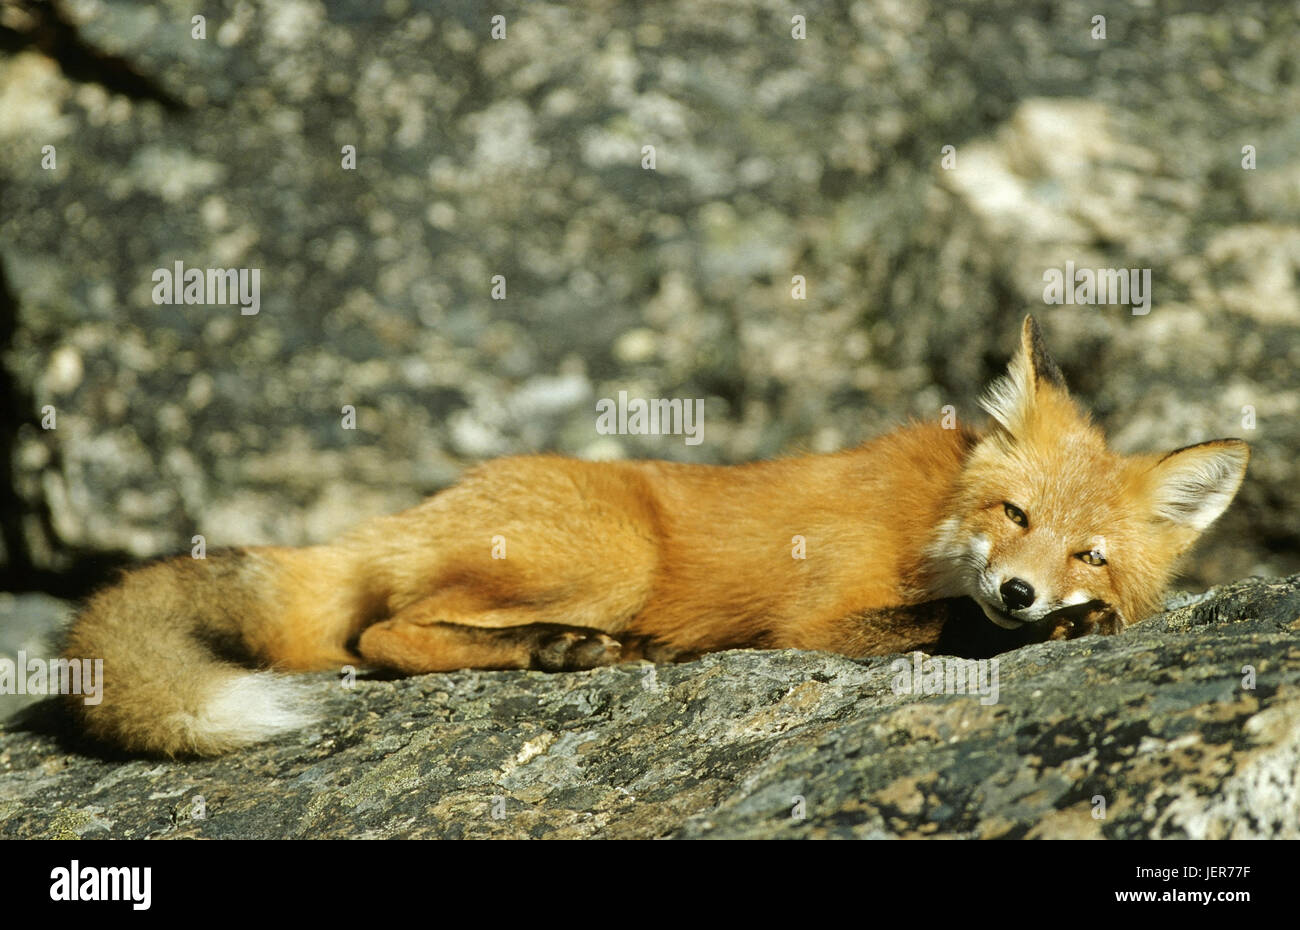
{"left": 1, "top": 574, "right": 1296, "bottom": 839}
{"left": 0, "top": 0, "right": 1297, "bottom": 590}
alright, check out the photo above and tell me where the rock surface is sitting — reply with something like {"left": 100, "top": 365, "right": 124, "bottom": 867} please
{"left": 1, "top": 574, "right": 1297, "bottom": 839}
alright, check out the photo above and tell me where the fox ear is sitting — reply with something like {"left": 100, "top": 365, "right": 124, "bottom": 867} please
{"left": 1019, "top": 315, "right": 1066, "bottom": 391}
{"left": 980, "top": 315, "right": 1067, "bottom": 433}
{"left": 1148, "top": 439, "right": 1250, "bottom": 531}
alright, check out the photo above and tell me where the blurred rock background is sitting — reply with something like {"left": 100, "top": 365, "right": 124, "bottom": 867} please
{"left": 0, "top": 0, "right": 1296, "bottom": 617}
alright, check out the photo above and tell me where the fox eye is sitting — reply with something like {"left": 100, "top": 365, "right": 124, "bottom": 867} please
{"left": 1003, "top": 502, "right": 1028, "bottom": 527}
{"left": 1077, "top": 550, "right": 1107, "bottom": 566}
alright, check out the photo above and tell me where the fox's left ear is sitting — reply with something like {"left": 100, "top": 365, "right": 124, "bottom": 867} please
{"left": 1147, "top": 439, "right": 1250, "bottom": 532}
{"left": 981, "top": 315, "right": 1068, "bottom": 433}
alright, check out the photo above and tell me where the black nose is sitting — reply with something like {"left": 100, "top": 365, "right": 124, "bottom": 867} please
{"left": 1000, "top": 578, "right": 1036, "bottom": 612}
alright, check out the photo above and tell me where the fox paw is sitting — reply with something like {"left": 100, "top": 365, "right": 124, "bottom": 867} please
{"left": 1049, "top": 608, "right": 1125, "bottom": 640}
{"left": 532, "top": 629, "right": 623, "bottom": 671}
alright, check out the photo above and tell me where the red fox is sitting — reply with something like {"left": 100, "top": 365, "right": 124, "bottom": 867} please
{"left": 63, "top": 316, "right": 1249, "bottom": 756}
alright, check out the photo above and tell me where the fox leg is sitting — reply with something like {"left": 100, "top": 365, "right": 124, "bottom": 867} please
{"left": 774, "top": 601, "right": 956, "bottom": 657}
{"left": 356, "top": 592, "right": 695, "bottom": 673}
{"left": 358, "top": 617, "right": 627, "bottom": 673}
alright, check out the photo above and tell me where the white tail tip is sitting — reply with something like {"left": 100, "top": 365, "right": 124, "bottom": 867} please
{"left": 167, "top": 672, "right": 316, "bottom": 755}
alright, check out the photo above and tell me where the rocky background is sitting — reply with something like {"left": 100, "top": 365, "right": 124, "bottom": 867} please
{"left": 0, "top": 0, "right": 1297, "bottom": 591}
{"left": 0, "top": 0, "right": 1297, "bottom": 837}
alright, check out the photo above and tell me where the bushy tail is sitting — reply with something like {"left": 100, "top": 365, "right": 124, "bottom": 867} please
{"left": 63, "top": 548, "right": 330, "bottom": 757}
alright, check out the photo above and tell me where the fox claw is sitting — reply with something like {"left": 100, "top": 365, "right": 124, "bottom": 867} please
{"left": 533, "top": 629, "right": 622, "bottom": 671}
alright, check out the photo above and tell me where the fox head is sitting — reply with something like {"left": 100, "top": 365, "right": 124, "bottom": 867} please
{"left": 927, "top": 316, "right": 1249, "bottom": 636}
